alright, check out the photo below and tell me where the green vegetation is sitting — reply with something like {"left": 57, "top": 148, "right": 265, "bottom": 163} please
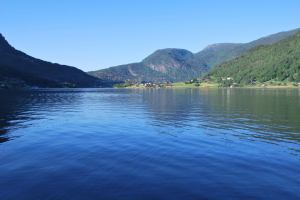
{"left": 0, "top": 33, "right": 105, "bottom": 88}
{"left": 113, "top": 80, "right": 219, "bottom": 89}
{"left": 89, "top": 28, "right": 300, "bottom": 85}
{"left": 197, "top": 28, "right": 300, "bottom": 68}
{"left": 207, "top": 31, "right": 300, "bottom": 87}
{"left": 2, "top": 28, "right": 300, "bottom": 89}
{"left": 113, "top": 80, "right": 135, "bottom": 88}
{"left": 89, "top": 49, "right": 208, "bottom": 83}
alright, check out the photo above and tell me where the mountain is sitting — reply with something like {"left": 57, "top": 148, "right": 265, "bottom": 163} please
{"left": 193, "top": 43, "right": 244, "bottom": 68}
{"left": 193, "top": 28, "right": 300, "bottom": 68}
{"left": 90, "top": 28, "right": 300, "bottom": 83}
{"left": 0, "top": 34, "right": 105, "bottom": 88}
{"left": 89, "top": 49, "right": 208, "bottom": 83}
{"left": 207, "top": 31, "right": 300, "bottom": 85}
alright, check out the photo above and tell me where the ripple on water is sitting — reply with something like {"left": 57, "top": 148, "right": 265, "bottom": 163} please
{"left": 0, "top": 88, "right": 300, "bottom": 200}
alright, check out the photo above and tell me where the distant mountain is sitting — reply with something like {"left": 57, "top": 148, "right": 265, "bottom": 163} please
{"left": 89, "top": 48, "right": 208, "bottom": 83}
{"left": 192, "top": 43, "right": 244, "bottom": 70}
{"left": 207, "top": 31, "right": 300, "bottom": 85}
{"left": 90, "top": 28, "right": 300, "bottom": 83}
{"left": 193, "top": 28, "right": 300, "bottom": 68}
{"left": 0, "top": 34, "right": 105, "bottom": 88}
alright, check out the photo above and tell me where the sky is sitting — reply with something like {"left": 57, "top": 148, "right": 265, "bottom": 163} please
{"left": 1, "top": 0, "right": 300, "bottom": 71}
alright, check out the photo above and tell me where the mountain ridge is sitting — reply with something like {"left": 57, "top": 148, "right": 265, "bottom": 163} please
{"left": 1, "top": 28, "right": 299, "bottom": 88}
{"left": 207, "top": 30, "right": 300, "bottom": 85}
{"left": 0, "top": 33, "right": 106, "bottom": 88}
{"left": 89, "top": 48, "right": 209, "bottom": 83}
{"left": 90, "top": 28, "right": 300, "bottom": 83}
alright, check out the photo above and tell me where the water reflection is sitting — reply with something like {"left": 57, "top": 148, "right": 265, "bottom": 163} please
{"left": 1, "top": 88, "right": 300, "bottom": 200}
{"left": 140, "top": 89, "right": 197, "bottom": 124}
{"left": 0, "top": 88, "right": 300, "bottom": 145}
{"left": 134, "top": 88, "right": 300, "bottom": 144}
{"left": 0, "top": 90, "right": 85, "bottom": 143}
{"left": 202, "top": 89, "right": 300, "bottom": 143}
{"left": 0, "top": 91, "right": 31, "bottom": 142}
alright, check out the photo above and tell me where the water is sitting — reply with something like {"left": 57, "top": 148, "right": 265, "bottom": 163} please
{"left": 0, "top": 88, "right": 300, "bottom": 200}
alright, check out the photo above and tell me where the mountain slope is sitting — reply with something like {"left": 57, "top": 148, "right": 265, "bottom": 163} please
{"left": 193, "top": 43, "right": 244, "bottom": 68}
{"left": 90, "top": 28, "right": 300, "bottom": 83}
{"left": 89, "top": 49, "right": 208, "bottom": 83}
{"left": 194, "top": 28, "right": 300, "bottom": 68}
{"left": 207, "top": 31, "right": 300, "bottom": 85}
{"left": 0, "top": 34, "right": 104, "bottom": 88}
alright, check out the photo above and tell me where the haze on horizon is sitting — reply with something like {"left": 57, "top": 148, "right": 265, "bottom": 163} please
{"left": 1, "top": 0, "right": 300, "bottom": 71}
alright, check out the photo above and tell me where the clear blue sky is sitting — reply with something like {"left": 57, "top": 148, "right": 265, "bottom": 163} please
{"left": 1, "top": 0, "right": 299, "bottom": 71}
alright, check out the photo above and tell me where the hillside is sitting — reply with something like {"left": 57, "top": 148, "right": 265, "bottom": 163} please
{"left": 193, "top": 43, "right": 244, "bottom": 68}
{"left": 89, "top": 49, "right": 208, "bottom": 83}
{"left": 0, "top": 34, "right": 105, "bottom": 88}
{"left": 207, "top": 31, "right": 300, "bottom": 86}
{"left": 194, "top": 28, "right": 300, "bottom": 68}
{"left": 90, "top": 28, "right": 300, "bottom": 83}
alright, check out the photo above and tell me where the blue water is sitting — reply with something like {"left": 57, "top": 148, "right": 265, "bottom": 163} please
{"left": 0, "top": 88, "right": 300, "bottom": 200}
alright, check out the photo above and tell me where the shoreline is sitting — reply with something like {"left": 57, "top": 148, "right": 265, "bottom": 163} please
{"left": 120, "top": 86, "right": 300, "bottom": 90}
{"left": 118, "top": 82, "right": 300, "bottom": 89}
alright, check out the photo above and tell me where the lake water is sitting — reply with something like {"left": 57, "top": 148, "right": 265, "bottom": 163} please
{"left": 0, "top": 88, "right": 300, "bottom": 200}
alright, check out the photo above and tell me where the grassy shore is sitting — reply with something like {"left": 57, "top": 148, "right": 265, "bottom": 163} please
{"left": 115, "top": 81, "right": 300, "bottom": 89}
{"left": 116, "top": 82, "right": 220, "bottom": 89}
{"left": 171, "top": 82, "right": 219, "bottom": 88}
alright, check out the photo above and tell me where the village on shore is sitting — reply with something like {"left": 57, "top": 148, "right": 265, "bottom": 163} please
{"left": 114, "top": 77, "right": 300, "bottom": 89}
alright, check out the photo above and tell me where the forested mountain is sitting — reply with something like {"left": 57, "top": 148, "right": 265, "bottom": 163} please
{"left": 90, "top": 28, "right": 300, "bottom": 83}
{"left": 193, "top": 28, "right": 300, "bottom": 68}
{"left": 1, "top": 28, "right": 299, "bottom": 88}
{"left": 89, "top": 49, "right": 208, "bottom": 83}
{"left": 207, "top": 31, "right": 300, "bottom": 85}
{"left": 0, "top": 34, "right": 104, "bottom": 88}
